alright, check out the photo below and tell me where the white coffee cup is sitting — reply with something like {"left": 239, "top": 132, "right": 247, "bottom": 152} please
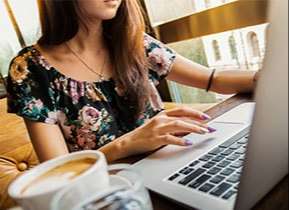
{"left": 51, "top": 174, "right": 132, "bottom": 210}
{"left": 51, "top": 165, "right": 153, "bottom": 210}
{"left": 8, "top": 151, "right": 109, "bottom": 210}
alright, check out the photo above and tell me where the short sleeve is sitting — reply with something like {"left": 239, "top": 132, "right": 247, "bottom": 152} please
{"left": 6, "top": 49, "right": 58, "bottom": 124}
{"left": 144, "top": 34, "right": 177, "bottom": 83}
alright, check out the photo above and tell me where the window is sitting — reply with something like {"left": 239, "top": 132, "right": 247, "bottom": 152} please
{"left": 229, "top": 35, "right": 238, "bottom": 60}
{"left": 168, "top": 38, "right": 217, "bottom": 104}
{"left": 212, "top": 40, "right": 222, "bottom": 61}
{"left": 247, "top": 32, "right": 261, "bottom": 58}
{"left": 144, "top": 0, "right": 197, "bottom": 27}
{"left": 144, "top": 0, "right": 268, "bottom": 104}
{"left": 203, "top": 0, "right": 235, "bottom": 9}
{"left": 204, "top": 0, "right": 211, "bottom": 8}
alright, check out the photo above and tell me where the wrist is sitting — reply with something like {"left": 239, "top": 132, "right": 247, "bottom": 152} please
{"left": 249, "top": 71, "right": 259, "bottom": 91}
{"left": 98, "top": 133, "right": 131, "bottom": 163}
{"left": 253, "top": 71, "right": 259, "bottom": 83}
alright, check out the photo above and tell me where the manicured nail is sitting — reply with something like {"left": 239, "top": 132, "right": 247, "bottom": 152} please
{"left": 185, "top": 140, "right": 193, "bottom": 146}
{"left": 201, "top": 114, "right": 211, "bottom": 120}
{"left": 200, "top": 128, "right": 210, "bottom": 134}
{"left": 208, "top": 127, "right": 217, "bottom": 133}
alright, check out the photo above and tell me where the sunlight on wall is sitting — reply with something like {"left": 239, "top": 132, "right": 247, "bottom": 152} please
{"left": 0, "top": 1, "right": 21, "bottom": 53}
{"left": 8, "top": 0, "right": 40, "bottom": 45}
{"left": 0, "top": 0, "right": 20, "bottom": 77}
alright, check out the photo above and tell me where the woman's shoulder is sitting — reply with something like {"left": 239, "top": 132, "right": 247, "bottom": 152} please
{"left": 144, "top": 33, "right": 161, "bottom": 52}
{"left": 10, "top": 46, "right": 34, "bottom": 66}
{"left": 9, "top": 46, "right": 35, "bottom": 83}
{"left": 9, "top": 45, "right": 51, "bottom": 84}
{"left": 143, "top": 33, "right": 176, "bottom": 82}
{"left": 144, "top": 33, "right": 175, "bottom": 54}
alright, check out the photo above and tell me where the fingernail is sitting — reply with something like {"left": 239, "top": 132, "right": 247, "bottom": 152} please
{"left": 208, "top": 127, "right": 217, "bottom": 133}
{"left": 185, "top": 140, "right": 193, "bottom": 146}
{"left": 201, "top": 114, "right": 211, "bottom": 120}
{"left": 200, "top": 128, "right": 210, "bottom": 134}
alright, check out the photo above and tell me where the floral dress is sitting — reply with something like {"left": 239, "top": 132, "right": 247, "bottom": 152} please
{"left": 6, "top": 34, "right": 176, "bottom": 152}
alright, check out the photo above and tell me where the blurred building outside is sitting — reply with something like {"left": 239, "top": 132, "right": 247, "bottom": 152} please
{"left": 145, "top": 0, "right": 267, "bottom": 103}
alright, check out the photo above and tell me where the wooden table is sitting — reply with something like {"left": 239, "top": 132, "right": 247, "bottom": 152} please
{"left": 122, "top": 94, "right": 289, "bottom": 210}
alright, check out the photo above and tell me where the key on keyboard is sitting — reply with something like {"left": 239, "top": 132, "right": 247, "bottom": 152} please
{"left": 227, "top": 154, "right": 241, "bottom": 161}
{"left": 207, "top": 167, "right": 222, "bottom": 175}
{"left": 209, "top": 147, "right": 225, "bottom": 155}
{"left": 227, "top": 174, "right": 241, "bottom": 184}
{"left": 220, "top": 137, "right": 240, "bottom": 148}
{"left": 168, "top": 174, "right": 180, "bottom": 181}
{"left": 210, "top": 183, "right": 232, "bottom": 197}
{"left": 221, "top": 149, "right": 235, "bottom": 156}
{"left": 231, "top": 160, "right": 244, "bottom": 169}
{"left": 199, "top": 183, "right": 215, "bottom": 193}
{"left": 189, "top": 175, "right": 211, "bottom": 189}
{"left": 180, "top": 167, "right": 194, "bottom": 175}
{"left": 189, "top": 160, "right": 200, "bottom": 167}
{"left": 238, "top": 138, "right": 248, "bottom": 144}
{"left": 212, "top": 155, "right": 226, "bottom": 162}
{"left": 179, "top": 168, "right": 206, "bottom": 185}
{"left": 217, "top": 160, "right": 231, "bottom": 168}
{"left": 236, "top": 148, "right": 247, "bottom": 154}
{"left": 221, "top": 168, "right": 235, "bottom": 176}
{"left": 230, "top": 143, "right": 242, "bottom": 150}
{"left": 210, "top": 175, "right": 226, "bottom": 184}
{"left": 222, "top": 190, "right": 237, "bottom": 200}
{"left": 202, "top": 162, "right": 216, "bottom": 169}
{"left": 199, "top": 155, "right": 213, "bottom": 162}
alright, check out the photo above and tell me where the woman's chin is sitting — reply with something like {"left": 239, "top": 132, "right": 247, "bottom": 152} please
{"left": 89, "top": 12, "right": 118, "bottom": 21}
{"left": 102, "top": 14, "right": 118, "bottom": 20}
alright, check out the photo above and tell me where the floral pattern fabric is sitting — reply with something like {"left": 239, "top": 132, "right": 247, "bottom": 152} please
{"left": 6, "top": 34, "right": 176, "bottom": 152}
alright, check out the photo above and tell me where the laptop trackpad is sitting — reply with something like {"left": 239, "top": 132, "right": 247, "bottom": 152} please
{"left": 183, "top": 121, "right": 247, "bottom": 146}
{"left": 147, "top": 122, "right": 248, "bottom": 160}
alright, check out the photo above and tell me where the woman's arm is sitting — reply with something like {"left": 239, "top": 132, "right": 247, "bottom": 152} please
{"left": 24, "top": 120, "right": 69, "bottom": 163}
{"left": 167, "top": 55, "right": 257, "bottom": 94}
{"left": 25, "top": 107, "right": 212, "bottom": 164}
{"left": 99, "top": 107, "right": 214, "bottom": 163}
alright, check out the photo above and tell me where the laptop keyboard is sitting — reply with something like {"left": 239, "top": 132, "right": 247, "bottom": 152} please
{"left": 167, "top": 134, "right": 249, "bottom": 200}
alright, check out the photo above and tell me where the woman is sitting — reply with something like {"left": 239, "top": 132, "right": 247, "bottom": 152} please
{"left": 7, "top": 0, "right": 257, "bottom": 163}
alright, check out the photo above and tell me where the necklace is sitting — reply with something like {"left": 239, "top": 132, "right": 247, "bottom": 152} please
{"left": 65, "top": 42, "right": 107, "bottom": 82}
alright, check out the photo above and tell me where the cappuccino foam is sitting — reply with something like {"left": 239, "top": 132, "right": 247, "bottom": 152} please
{"left": 21, "top": 157, "right": 96, "bottom": 196}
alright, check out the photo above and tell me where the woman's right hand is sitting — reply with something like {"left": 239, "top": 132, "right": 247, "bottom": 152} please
{"left": 111, "top": 107, "right": 216, "bottom": 159}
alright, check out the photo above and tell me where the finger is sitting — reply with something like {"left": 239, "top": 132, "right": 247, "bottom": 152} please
{"left": 178, "top": 118, "right": 209, "bottom": 128}
{"left": 157, "top": 116, "right": 208, "bottom": 126}
{"left": 172, "top": 132, "right": 191, "bottom": 137}
{"left": 162, "top": 117, "right": 216, "bottom": 133}
{"left": 179, "top": 119, "right": 216, "bottom": 133}
{"left": 164, "top": 107, "right": 211, "bottom": 121}
{"left": 158, "top": 120, "right": 210, "bottom": 135}
{"left": 161, "top": 135, "right": 192, "bottom": 147}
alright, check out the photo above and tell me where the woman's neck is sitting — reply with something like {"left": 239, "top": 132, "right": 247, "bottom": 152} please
{"left": 68, "top": 20, "right": 105, "bottom": 54}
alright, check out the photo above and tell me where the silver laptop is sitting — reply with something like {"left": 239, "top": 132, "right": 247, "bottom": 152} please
{"left": 128, "top": 1, "right": 288, "bottom": 210}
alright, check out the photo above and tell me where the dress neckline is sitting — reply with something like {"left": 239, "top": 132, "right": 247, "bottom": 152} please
{"left": 30, "top": 45, "right": 114, "bottom": 85}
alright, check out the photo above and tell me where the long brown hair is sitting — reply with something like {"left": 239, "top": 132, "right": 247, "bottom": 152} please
{"left": 37, "top": 0, "right": 150, "bottom": 122}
